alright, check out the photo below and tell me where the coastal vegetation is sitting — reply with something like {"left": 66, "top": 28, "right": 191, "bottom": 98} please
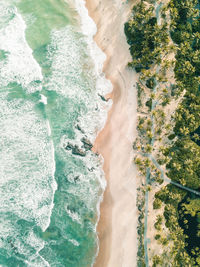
{"left": 125, "top": 0, "right": 200, "bottom": 265}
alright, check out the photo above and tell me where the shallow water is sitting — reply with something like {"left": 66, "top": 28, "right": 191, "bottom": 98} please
{"left": 0, "top": 1, "right": 111, "bottom": 266}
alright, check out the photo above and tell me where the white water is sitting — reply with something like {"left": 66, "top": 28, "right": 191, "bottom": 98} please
{"left": 0, "top": 8, "right": 42, "bottom": 90}
{"left": 0, "top": 0, "right": 114, "bottom": 265}
{"left": 72, "top": 0, "right": 114, "bottom": 265}
{"left": 0, "top": 6, "right": 56, "bottom": 263}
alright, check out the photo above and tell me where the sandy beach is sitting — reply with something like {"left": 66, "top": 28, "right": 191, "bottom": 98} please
{"left": 85, "top": 1, "right": 138, "bottom": 266}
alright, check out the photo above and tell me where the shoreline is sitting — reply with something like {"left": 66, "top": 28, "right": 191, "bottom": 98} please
{"left": 85, "top": 1, "right": 138, "bottom": 266}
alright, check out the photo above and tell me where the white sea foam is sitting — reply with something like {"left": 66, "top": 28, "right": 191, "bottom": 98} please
{"left": 46, "top": 26, "right": 86, "bottom": 99}
{"left": 73, "top": 0, "right": 108, "bottom": 75}
{"left": 68, "top": 239, "right": 80, "bottom": 247}
{"left": 73, "top": 0, "right": 113, "bottom": 133}
{"left": 40, "top": 94, "right": 47, "bottom": 105}
{"left": 50, "top": 2, "right": 111, "bottom": 236}
{"left": 49, "top": 0, "right": 112, "bottom": 141}
{"left": 65, "top": 207, "right": 82, "bottom": 224}
{"left": 24, "top": 256, "right": 50, "bottom": 267}
{"left": 71, "top": 0, "right": 111, "bottom": 179}
{"left": 44, "top": 24, "right": 106, "bottom": 218}
{"left": 0, "top": 7, "right": 56, "bottom": 264}
{"left": 71, "top": 1, "right": 113, "bottom": 264}
{"left": 46, "top": 24, "right": 111, "bottom": 148}
{"left": 0, "top": 6, "right": 42, "bottom": 91}
{"left": 0, "top": 95, "right": 55, "bottom": 230}
{"left": 0, "top": 1, "right": 15, "bottom": 29}
{"left": 0, "top": 1, "right": 110, "bottom": 265}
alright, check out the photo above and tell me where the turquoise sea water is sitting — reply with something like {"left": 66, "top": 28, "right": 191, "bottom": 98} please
{"left": 0, "top": 0, "right": 112, "bottom": 266}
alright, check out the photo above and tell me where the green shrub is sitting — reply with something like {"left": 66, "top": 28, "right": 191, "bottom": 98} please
{"left": 155, "top": 234, "right": 161, "bottom": 240}
{"left": 153, "top": 198, "right": 162, "bottom": 209}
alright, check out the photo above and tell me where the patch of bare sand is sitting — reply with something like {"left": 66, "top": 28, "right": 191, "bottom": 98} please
{"left": 85, "top": 1, "right": 138, "bottom": 266}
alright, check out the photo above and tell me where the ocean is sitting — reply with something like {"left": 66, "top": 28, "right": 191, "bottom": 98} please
{"left": 0, "top": 0, "right": 112, "bottom": 266}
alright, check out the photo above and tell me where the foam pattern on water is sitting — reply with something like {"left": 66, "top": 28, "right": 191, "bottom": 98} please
{"left": 46, "top": 25, "right": 112, "bottom": 142}
{"left": 45, "top": 23, "right": 108, "bottom": 197}
{"left": 0, "top": 4, "right": 56, "bottom": 266}
{"left": 0, "top": 0, "right": 112, "bottom": 266}
{"left": 0, "top": 95, "right": 55, "bottom": 228}
{"left": 73, "top": 0, "right": 113, "bottom": 140}
{"left": 0, "top": 5, "right": 42, "bottom": 91}
{"left": 33, "top": 21, "right": 109, "bottom": 266}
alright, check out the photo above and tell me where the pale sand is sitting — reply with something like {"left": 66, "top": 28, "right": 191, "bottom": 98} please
{"left": 85, "top": 1, "right": 138, "bottom": 266}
